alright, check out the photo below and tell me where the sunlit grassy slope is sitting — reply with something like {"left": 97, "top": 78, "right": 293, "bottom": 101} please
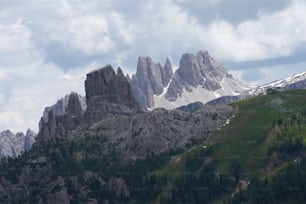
{"left": 158, "top": 89, "right": 306, "bottom": 179}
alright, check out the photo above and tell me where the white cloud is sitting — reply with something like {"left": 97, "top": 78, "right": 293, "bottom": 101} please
{"left": 0, "top": 70, "right": 9, "bottom": 80}
{"left": 0, "top": 111, "right": 25, "bottom": 132}
{"left": 67, "top": 15, "right": 114, "bottom": 55}
{"left": 231, "top": 62, "right": 306, "bottom": 86}
{"left": 110, "top": 12, "right": 134, "bottom": 45}
{"left": 0, "top": 18, "right": 39, "bottom": 67}
{"left": 174, "top": 0, "right": 221, "bottom": 7}
{"left": 206, "top": 0, "right": 306, "bottom": 61}
{"left": 0, "top": 19, "right": 89, "bottom": 133}
{"left": 0, "top": 0, "right": 306, "bottom": 133}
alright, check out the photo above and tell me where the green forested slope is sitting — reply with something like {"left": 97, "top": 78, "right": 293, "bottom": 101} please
{"left": 1, "top": 90, "right": 306, "bottom": 203}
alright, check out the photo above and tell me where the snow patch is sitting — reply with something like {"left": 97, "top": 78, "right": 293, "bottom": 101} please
{"left": 158, "top": 78, "right": 173, "bottom": 98}
{"left": 251, "top": 71, "right": 306, "bottom": 95}
{"left": 153, "top": 76, "right": 250, "bottom": 110}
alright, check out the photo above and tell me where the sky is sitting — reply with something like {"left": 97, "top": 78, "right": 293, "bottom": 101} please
{"left": 0, "top": 0, "right": 306, "bottom": 133}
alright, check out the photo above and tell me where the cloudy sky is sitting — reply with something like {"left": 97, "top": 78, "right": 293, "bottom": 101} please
{"left": 1, "top": 0, "right": 306, "bottom": 132}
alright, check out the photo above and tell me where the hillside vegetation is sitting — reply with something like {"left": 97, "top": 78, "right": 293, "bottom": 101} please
{"left": 1, "top": 90, "right": 306, "bottom": 203}
{"left": 157, "top": 89, "right": 306, "bottom": 202}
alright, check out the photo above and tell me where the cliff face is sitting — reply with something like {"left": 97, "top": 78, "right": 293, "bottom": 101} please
{"left": 130, "top": 57, "right": 173, "bottom": 109}
{"left": 36, "top": 92, "right": 86, "bottom": 143}
{"left": 37, "top": 65, "right": 141, "bottom": 142}
{"left": 84, "top": 65, "right": 141, "bottom": 124}
{"left": 0, "top": 129, "right": 36, "bottom": 158}
{"left": 130, "top": 51, "right": 249, "bottom": 110}
{"left": 85, "top": 66, "right": 137, "bottom": 105}
{"left": 0, "top": 63, "right": 237, "bottom": 203}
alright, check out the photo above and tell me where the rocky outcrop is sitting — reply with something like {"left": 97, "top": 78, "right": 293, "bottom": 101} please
{"left": 84, "top": 65, "right": 141, "bottom": 124}
{"left": 36, "top": 92, "right": 86, "bottom": 143}
{"left": 130, "top": 51, "right": 249, "bottom": 110}
{"left": 166, "top": 50, "right": 238, "bottom": 101}
{"left": 24, "top": 129, "right": 36, "bottom": 151}
{"left": 37, "top": 65, "right": 141, "bottom": 142}
{"left": 85, "top": 66, "right": 139, "bottom": 109}
{"left": 41, "top": 92, "right": 87, "bottom": 125}
{"left": 163, "top": 58, "right": 174, "bottom": 85}
{"left": 284, "top": 80, "right": 306, "bottom": 90}
{"left": 131, "top": 57, "right": 173, "bottom": 109}
{"left": 68, "top": 104, "right": 234, "bottom": 161}
{"left": 0, "top": 129, "right": 36, "bottom": 158}
{"left": 0, "top": 61, "right": 239, "bottom": 203}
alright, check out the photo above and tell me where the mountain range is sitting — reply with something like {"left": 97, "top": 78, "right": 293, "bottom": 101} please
{"left": 1, "top": 62, "right": 306, "bottom": 202}
{"left": 2, "top": 50, "right": 306, "bottom": 159}
{"left": 130, "top": 50, "right": 249, "bottom": 110}
{"left": 1, "top": 50, "right": 306, "bottom": 202}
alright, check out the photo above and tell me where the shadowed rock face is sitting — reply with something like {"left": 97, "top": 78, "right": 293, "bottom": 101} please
{"left": 84, "top": 65, "right": 141, "bottom": 124}
{"left": 131, "top": 57, "right": 174, "bottom": 109}
{"left": 85, "top": 65, "right": 140, "bottom": 110}
{"left": 37, "top": 65, "right": 141, "bottom": 142}
{"left": 36, "top": 92, "right": 85, "bottom": 143}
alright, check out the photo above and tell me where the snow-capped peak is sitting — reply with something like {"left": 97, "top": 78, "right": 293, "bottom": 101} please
{"left": 251, "top": 71, "right": 306, "bottom": 95}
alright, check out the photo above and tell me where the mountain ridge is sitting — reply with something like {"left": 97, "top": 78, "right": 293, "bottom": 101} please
{"left": 0, "top": 129, "right": 36, "bottom": 158}
{"left": 251, "top": 71, "right": 306, "bottom": 95}
{"left": 1, "top": 50, "right": 306, "bottom": 202}
{"left": 2, "top": 89, "right": 306, "bottom": 203}
{"left": 131, "top": 50, "right": 250, "bottom": 110}
{"left": 2, "top": 51, "right": 306, "bottom": 158}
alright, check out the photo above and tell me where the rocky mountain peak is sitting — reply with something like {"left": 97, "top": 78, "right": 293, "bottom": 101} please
{"left": 116, "top": 67, "right": 125, "bottom": 78}
{"left": 66, "top": 92, "right": 84, "bottom": 118}
{"left": 37, "top": 65, "right": 141, "bottom": 143}
{"left": 131, "top": 56, "right": 173, "bottom": 109}
{"left": 130, "top": 51, "right": 249, "bottom": 110}
{"left": 152, "top": 50, "right": 250, "bottom": 109}
{"left": 42, "top": 92, "right": 86, "bottom": 124}
{"left": 84, "top": 65, "right": 141, "bottom": 124}
{"left": 0, "top": 129, "right": 36, "bottom": 158}
{"left": 37, "top": 92, "right": 86, "bottom": 143}
{"left": 163, "top": 58, "right": 173, "bottom": 85}
{"left": 85, "top": 65, "right": 139, "bottom": 109}
{"left": 176, "top": 50, "right": 228, "bottom": 88}
{"left": 24, "top": 129, "right": 36, "bottom": 151}
{"left": 85, "top": 65, "right": 116, "bottom": 102}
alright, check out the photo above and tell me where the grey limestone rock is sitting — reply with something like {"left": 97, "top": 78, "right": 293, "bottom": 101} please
{"left": 84, "top": 65, "right": 141, "bottom": 124}
{"left": 131, "top": 51, "right": 246, "bottom": 109}
{"left": 131, "top": 57, "right": 174, "bottom": 109}
{"left": 24, "top": 129, "right": 36, "bottom": 151}
{"left": 166, "top": 50, "right": 231, "bottom": 101}
{"left": 0, "top": 129, "right": 36, "bottom": 158}
{"left": 284, "top": 79, "right": 306, "bottom": 90}
{"left": 85, "top": 65, "right": 139, "bottom": 110}
{"left": 37, "top": 92, "right": 86, "bottom": 143}
{"left": 37, "top": 65, "right": 141, "bottom": 143}
{"left": 68, "top": 104, "right": 234, "bottom": 162}
{"left": 163, "top": 58, "right": 174, "bottom": 86}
